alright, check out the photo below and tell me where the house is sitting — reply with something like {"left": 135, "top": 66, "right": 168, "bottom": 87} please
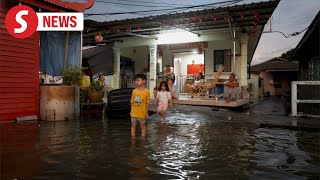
{"left": 249, "top": 57, "right": 299, "bottom": 103}
{"left": 290, "top": 11, "right": 319, "bottom": 116}
{"left": 82, "top": 1, "right": 280, "bottom": 103}
{"left": 0, "top": 0, "right": 94, "bottom": 121}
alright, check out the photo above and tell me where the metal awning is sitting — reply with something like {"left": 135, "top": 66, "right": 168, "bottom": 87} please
{"left": 83, "top": 0, "right": 280, "bottom": 46}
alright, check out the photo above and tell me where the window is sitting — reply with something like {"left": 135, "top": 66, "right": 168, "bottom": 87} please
{"left": 310, "top": 57, "right": 320, "bottom": 80}
{"left": 247, "top": 63, "right": 251, "bottom": 79}
{"left": 214, "top": 49, "right": 231, "bottom": 72}
{"left": 258, "top": 79, "right": 262, "bottom": 88}
{"left": 273, "top": 76, "right": 282, "bottom": 88}
{"left": 248, "top": 83, "right": 254, "bottom": 92}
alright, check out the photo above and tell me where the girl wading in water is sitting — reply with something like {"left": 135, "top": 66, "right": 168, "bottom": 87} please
{"left": 156, "top": 81, "right": 173, "bottom": 123}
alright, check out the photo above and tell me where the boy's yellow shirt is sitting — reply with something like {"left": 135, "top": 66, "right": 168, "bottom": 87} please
{"left": 130, "top": 88, "right": 150, "bottom": 118}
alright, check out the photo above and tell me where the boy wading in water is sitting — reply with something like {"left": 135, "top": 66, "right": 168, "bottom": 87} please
{"left": 130, "top": 74, "right": 150, "bottom": 137}
{"left": 156, "top": 81, "right": 172, "bottom": 123}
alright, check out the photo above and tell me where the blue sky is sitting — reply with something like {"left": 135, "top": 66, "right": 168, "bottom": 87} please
{"left": 71, "top": 0, "right": 320, "bottom": 65}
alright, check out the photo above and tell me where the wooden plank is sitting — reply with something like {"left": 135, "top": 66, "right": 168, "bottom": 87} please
{"left": 0, "top": 22, "right": 5, "bottom": 29}
{"left": 0, "top": 56, "right": 39, "bottom": 64}
{"left": 0, "top": 46, "right": 34, "bottom": 56}
{"left": 0, "top": 93, "right": 36, "bottom": 99}
{"left": 0, "top": 98, "right": 35, "bottom": 104}
{"left": 0, "top": 66, "right": 36, "bottom": 73}
{"left": 0, "top": 37, "right": 37, "bottom": 49}
{"left": 0, "top": 33, "right": 36, "bottom": 44}
{"left": 33, "top": 32, "right": 40, "bottom": 117}
{"left": 0, "top": 87, "right": 36, "bottom": 93}
{"left": 0, "top": 61, "right": 35, "bottom": 69}
{"left": 0, "top": 55, "right": 36, "bottom": 64}
{"left": 0, "top": 72, "right": 34, "bottom": 78}
{"left": 173, "top": 97, "right": 249, "bottom": 107}
{"left": 0, "top": 103, "right": 35, "bottom": 110}
{"left": 0, "top": 111, "right": 37, "bottom": 121}
{"left": 0, "top": 8, "right": 8, "bottom": 14}
{"left": 0, "top": 50, "right": 36, "bottom": 59}
{"left": 0, "top": 33, "right": 36, "bottom": 49}
{"left": 0, "top": 82, "right": 35, "bottom": 88}
{"left": 0, "top": 77, "right": 35, "bottom": 83}
{"left": 0, "top": 107, "right": 35, "bottom": 115}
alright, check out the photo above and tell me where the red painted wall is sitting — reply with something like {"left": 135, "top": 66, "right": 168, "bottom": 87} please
{"left": 0, "top": 6, "right": 40, "bottom": 121}
{"left": 187, "top": 64, "right": 205, "bottom": 75}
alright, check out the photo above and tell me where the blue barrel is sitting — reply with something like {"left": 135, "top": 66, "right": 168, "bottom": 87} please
{"left": 216, "top": 85, "right": 224, "bottom": 95}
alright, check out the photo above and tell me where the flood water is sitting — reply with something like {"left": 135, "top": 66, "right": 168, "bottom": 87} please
{"left": 1, "top": 112, "right": 319, "bottom": 179}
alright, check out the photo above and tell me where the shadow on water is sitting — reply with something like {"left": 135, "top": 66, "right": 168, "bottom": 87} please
{"left": 0, "top": 112, "right": 319, "bottom": 179}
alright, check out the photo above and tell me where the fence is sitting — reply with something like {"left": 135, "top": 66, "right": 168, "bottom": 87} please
{"left": 175, "top": 74, "right": 228, "bottom": 93}
{"left": 291, "top": 81, "right": 320, "bottom": 117}
{"left": 119, "top": 74, "right": 231, "bottom": 94}
{"left": 119, "top": 76, "right": 149, "bottom": 89}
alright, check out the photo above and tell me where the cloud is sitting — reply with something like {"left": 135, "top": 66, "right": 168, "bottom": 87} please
{"left": 252, "top": 0, "right": 320, "bottom": 64}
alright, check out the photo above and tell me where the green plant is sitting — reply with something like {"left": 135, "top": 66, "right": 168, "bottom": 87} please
{"left": 89, "top": 80, "right": 104, "bottom": 92}
{"left": 63, "top": 65, "right": 84, "bottom": 86}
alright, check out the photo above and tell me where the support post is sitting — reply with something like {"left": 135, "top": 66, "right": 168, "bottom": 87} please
{"left": 149, "top": 44, "right": 157, "bottom": 95}
{"left": 63, "top": 31, "right": 69, "bottom": 72}
{"left": 291, "top": 81, "right": 298, "bottom": 116}
{"left": 113, "top": 42, "right": 120, "bottom": 89}
{"left": 239, "top": 33, "right": 249, "bottom": 87}
{"left": 233, "top": 29, "right": 236, "bottom": 73}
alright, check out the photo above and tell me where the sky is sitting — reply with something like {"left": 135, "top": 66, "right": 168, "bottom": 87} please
{"left": 69, "top": 0, "right": 320, "bottom": 65}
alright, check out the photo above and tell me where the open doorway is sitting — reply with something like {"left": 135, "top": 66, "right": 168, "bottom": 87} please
{"left": 173, "top": 51, "right": 204, "bottom": 76}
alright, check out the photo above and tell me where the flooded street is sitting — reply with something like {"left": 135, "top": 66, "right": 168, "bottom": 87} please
{"left": 1, "top": 99, "right": 320, "bottom": 179}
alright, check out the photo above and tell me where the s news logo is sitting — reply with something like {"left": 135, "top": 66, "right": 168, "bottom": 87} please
{"left": 5, "top": 5, "right": 83, "bottom": 39}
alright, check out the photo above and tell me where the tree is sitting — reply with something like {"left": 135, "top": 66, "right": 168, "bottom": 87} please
{"left": 279, "top": 48, "right": 295, "bottom": 60}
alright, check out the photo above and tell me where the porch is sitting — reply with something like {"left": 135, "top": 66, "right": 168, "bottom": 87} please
{"left": 172, "top": 94, "right": 249, "bottom": 107}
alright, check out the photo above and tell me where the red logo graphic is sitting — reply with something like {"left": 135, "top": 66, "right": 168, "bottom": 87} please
{"left": 5, "top": 5, "right": 38, "bottom": 39}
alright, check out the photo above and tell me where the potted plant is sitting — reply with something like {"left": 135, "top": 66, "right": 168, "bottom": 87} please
{"left": 40, "top": 65, "right": 84, "bottom": 121}
{"left": 88, "top": 80, "right": 104, "bottom": 103}
{"left": 63, "top": 64, "right": 84, "bottom": 86}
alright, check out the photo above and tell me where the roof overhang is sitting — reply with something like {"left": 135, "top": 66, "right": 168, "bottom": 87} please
{"left": 18, "top": 0, "right": 94, "bottom": 12}
{"left": 265, "top": 69, "right": 299, "bottom": 72}
{"left": 83, "top": 1, "right": 279, "bottom": 44}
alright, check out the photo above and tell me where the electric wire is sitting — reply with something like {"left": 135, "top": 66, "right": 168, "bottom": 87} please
{"left": 262, "top": 19, "right": 316, "bottom": 38}
{"left": 105, "top": 0, "right": 191, "bottom": 6}
{"left": 85, "top": 0, "right": 243, "bottom": 16}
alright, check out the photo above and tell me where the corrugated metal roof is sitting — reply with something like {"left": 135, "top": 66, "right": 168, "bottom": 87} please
{"left": 83, "top": 0, "right": 280, "bottom": 45}
{"left": 42, "top": 0, "right": 94, "bottom": 12}
{"left": 251, "top": 57, "right": 299, "bottom": 72}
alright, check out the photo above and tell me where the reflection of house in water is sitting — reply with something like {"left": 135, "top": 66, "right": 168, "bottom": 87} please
{"left": 0, "top": 123, "right": 41, "bottom": 179}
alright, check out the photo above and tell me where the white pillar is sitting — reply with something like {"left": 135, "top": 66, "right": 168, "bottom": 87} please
{"left": 149, "top": 44, "right": 157, "bottom": 95}
{"left": 239, "top": 33, "right": 249, "bottom": 87}
{"left": 113, "top": 42, "right": 120, "bottom": 89}
{"left": 291, "top": 81, "right": 298, "bottom": 116}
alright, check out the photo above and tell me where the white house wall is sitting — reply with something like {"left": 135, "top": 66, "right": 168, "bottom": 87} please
{"left": 174, "top": 53, "right": 204, "bottom": 75}
{"left": 260, "top": 71, "right": 274, "bottom": 96}
{"left": 116, "top": 31, "right": 250, "bottom": 89}
{"left": 248, "top": 74, "right": 259, "bottom": 104}
{"left": 204, "top": 39, "right": 235, "bottom": 75}
{"left": 121, "top": 46, "right": 149, "bottom": 74}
